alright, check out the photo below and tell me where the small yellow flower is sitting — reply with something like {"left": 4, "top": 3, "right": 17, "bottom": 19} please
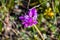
{"left": 48, "top": 12, "right": 54, "bottom": 17}
{"left": 49, "top": 8, "right": 52, "bottom": 12}
{"left": 44, "top": 8, "right": 54, "bottom": 19}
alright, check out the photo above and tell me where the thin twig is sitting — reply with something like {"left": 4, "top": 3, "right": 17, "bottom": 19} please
{"left": 27, "top": 0, "right": 30, "bottom": 9}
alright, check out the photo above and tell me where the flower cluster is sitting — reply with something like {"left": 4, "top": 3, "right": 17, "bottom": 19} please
{"left": 19, "top": 8, "right": 38, "bottom": 28}
{"left": 44, "top": 8, "right": 54, "bottom": 19}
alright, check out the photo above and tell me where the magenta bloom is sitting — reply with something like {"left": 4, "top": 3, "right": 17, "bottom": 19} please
{"left": 19, "top": 8, "right": 38, "bottom": 27}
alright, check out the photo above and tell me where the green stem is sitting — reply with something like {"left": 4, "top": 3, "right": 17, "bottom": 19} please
{"left": 32, "top": 26, "right": 35, "bottom": 33}
{"left": 33, "top": 24, "right": 45, "bottom": 40}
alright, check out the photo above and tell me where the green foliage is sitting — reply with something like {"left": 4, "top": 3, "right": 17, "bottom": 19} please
{"left": 0, "top": 0, "right": 60, "bottom": 40}
{"left": 0, "top": 21, "right": 2, "bottom": 32}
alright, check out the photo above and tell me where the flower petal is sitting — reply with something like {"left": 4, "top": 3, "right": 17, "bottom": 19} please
{"left": 29, "top": 8, "right": 37, "bottom": 17}
{"left": 19, "top": 16, "right": 24, "bottom": 20}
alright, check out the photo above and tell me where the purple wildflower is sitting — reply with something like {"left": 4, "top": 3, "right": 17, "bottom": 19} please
{"left": 19, "top": 8, "right": 38, "bottom": 27}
